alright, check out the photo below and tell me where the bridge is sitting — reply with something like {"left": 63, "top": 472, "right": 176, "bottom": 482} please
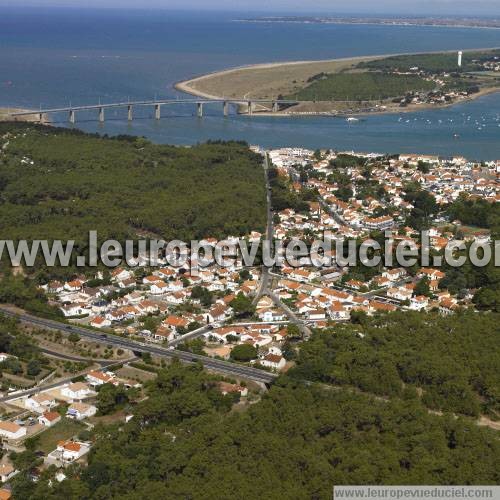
{"left": 9, "top": 98, "right": 300, "bottom": 123}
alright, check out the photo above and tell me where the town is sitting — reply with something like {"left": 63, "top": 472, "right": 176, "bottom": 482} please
{"left": 35, "top": 147, "right": 499, "bottom": 369}
{"left": 0, "top": 143, "right": 497, "bottom": 498}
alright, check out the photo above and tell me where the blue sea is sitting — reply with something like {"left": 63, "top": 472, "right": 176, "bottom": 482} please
{"left": 1, "top": 7, "right": 499, "bottom": 159}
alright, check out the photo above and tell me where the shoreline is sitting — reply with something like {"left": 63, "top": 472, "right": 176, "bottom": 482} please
{"left": 0, "top": 108, "right": 49, "bottom": 124}
{"left": 235, "top": 19, "right": 500, "bottom": 31}
{"left": 253, "top": 87, "right": 500, "bottom": 118}
{"left": 175, "top": 48, "right": 500, "bottom": 117}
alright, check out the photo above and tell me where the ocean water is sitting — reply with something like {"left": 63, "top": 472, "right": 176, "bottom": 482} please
{"left": 1, "top": 7, "right": 499, "bottom": 159}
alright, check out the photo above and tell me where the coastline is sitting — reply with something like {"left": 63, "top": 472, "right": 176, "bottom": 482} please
{"left": 253, "top": 87, "right": 500, "bottom": 118}
{"left": 235, "top": 19, "right": 500, "bottom": 31}
{"left": 0, "top": 108, "right": 48, "bottom": 124}
{"left": 175, "top": 48, "right": 500, "bottom": 117}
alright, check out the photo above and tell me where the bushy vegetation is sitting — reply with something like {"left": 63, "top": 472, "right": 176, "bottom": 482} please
{"left": 448, "top": 196, "right": 500, "bottom": 236}
{"left": 0, "top": 124, "right": 266, "bottom": 264}
{"left": 288, "top": 72, "right": 435, "bottom": 101}
{"left": 14, "top": 361, "right": 500, "bottom": 499}
{"left": 358, "top": 49, "right": 500, "bottom": 73}
{"left": 268, "top": 166, "right": 314, "bottom": 212}
{"left": 0, "top": 272, "right": 62, "bottom": 318}
{"left": 290, "top": 311, "right": 500, "bottom": 417}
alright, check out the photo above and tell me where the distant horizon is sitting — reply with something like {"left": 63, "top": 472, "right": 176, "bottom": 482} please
{"left": 0, "top": 1, "right": 499, "bottom": 17}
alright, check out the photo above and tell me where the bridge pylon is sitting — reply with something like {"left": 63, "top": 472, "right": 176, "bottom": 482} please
{"left": 127, "top": 105, "right": 133, "bottom": 121}
{"left": 197, "top": 102, "right": 203, "bottom": 118}
{"left": 154, "top": 104, "right": 161, "bottom": 120}
{"left": 69, "top": 109, "right": 75, "bottom": 124}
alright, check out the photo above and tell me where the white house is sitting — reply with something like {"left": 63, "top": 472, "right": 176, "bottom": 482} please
{"left": 387, "top": 287, "right": 413, "bottom": 302}
{"left": 0, "top": 421, "right": 26, "bottom": 440}
{"left": 382, "top": 268, "right": 407, "bottom": 281}
{"left": 329, "top": 302, "right": 350, "bottom": 321}
{"left": 66, "top": 402, "right": 97, "bottom": 420}
{"left": 257, "top": 308, "right": 286, "bottom": 323}
{"left": 61, "top": 304, "right": 89, "bottom": 317}
{"left": 86, "top": 370, "right": 116, "bottom": 387}
{"left": 90, "top": 316, "right": 111, "bottom": 328}
{"left": 409, "top": 295, "right": 429, "bottom": 311}
{"left": 25, "top": 393, "right": 56, "bottom": 414}
{"left": 150, "top": 281, "right": 169, "bottom": 295}
{"left": 306, "top": 309, "right": 326, "bottom": 321}
{"left": 61, "top": 382, "right": 93, "bottom": 401}
{"left": 55, "top": 441, "right": 90, "bottom": 462}
{"left": 64, "top": 280, "right": 84, "bottom": 292}
{"left": 0, "top": 464, "right": 17, "bottom": 483}
{"left": 259, "top": 354, "right": 286, "bottom": 371}
{"left": 38, "top": 411, "right": 61, "bottom": 427}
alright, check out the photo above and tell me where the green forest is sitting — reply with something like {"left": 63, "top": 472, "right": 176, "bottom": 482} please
{"left": 290, "top": 311, "right": 500, "bottom": 418}
{"left": 358, "top": 49, "right": 500, "bottom": 73}
{"left": 0, "top": 123, "right": 266, "bottom": 247}
{"left": 287, "top": 73, "right": 435, "bottom": 101}
{"left": 13, "top": 359, "right": 500, "bottom": 499}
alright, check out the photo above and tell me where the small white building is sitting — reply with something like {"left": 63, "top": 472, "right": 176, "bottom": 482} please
{"left": 38, "top": 411, "right": 61, "bottom": 427}
{"left": 66, "top": 402, "right": 97, "bottom": 421}
{"left": 0, "top": 464, "right": 17, "bottom": 483}
{"left": 259, "top": 354, "right": 286, "bottom": 371}
{"left": 55, "top": 441, "right": 90, "bottom": 462}
{"left": 25, "top": 393, "right": 56, "bottom": 414}
{"left": 61, "top": 382, "right": 93, "bottom": 401}
{"left": 0, "top": 421, "right": 26, "bottom": 440}
{"left": 86, "top": 370, "right": 116, "bottom": 387}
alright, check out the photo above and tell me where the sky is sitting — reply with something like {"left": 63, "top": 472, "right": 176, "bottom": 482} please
{"left": 0, "top": 0, "right": 500, "bottom": 16}
{"left": 0, "top": 0, "right": 498, "bottom": 15}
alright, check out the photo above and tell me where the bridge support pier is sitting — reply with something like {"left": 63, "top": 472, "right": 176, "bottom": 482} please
{"left": 197, "top": 102, "right": 203, "bottom": 118}
{"left": 99, "top": 107, "right": 105, "bottom": 123}
{"left": 154, "top": 104, "right": 161, "bottom": 120}
{"left": 247, "top": 101, "right": 253, "bottom": 115}
{"left": 38, "top": 113, "right": 43, "bottom": 123}
{"left": 223, "top": 101, "right": 229, "bottom": 117}
{"left": 69, "top": 110, "right": 75, "bottom": 124}
{"left": 127, "top": 105, "right": 133, "bottom": 121}
{"left": 272, "top": 101, "right": 278, "bottom": 113}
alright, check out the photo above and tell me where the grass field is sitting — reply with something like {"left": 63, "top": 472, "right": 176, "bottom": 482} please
{"left": 175, "top": 55, "right": 382, "bottom": 100}
{"left": 176, "top": 49, "right": 499, "bottom": 112}
{"left": 287, "top": 72, "right": 436, "bottom": 101}
{"left": 32, "top": 418, "right": 85, "bottom": 453}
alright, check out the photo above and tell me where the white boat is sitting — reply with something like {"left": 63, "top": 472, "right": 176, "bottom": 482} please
{"left": 346, "top": 117, "right": 359, "bottom": 123}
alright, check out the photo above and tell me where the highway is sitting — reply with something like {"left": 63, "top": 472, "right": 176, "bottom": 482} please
{"left": 0, "top": 308, "right": 277, "bottom": 384}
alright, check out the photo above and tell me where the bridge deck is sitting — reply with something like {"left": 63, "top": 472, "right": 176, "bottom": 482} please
{"left": 10, "top": 98, "right": 299, "bottom": 116}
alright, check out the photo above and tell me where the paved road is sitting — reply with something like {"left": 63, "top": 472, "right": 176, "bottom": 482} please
{"left": 39, "top": 347, "right": 116, "bottom": 366}
{"left": 266, "top": 290, "right": 312, "bottom": 339}
{"left": 0, "top": 308, "right": 277, "bottom": 384}
{"left": 167, "top": 325, "right": 212, "bottom": 348}
{"left": 253, "top": 153, "right": 274, "bottom": 304}
{"left": 0, "top": 357, "right": 134, "bottom": 404}
{"left": 318, "top": 197, "right": 347, "bottom": 227}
